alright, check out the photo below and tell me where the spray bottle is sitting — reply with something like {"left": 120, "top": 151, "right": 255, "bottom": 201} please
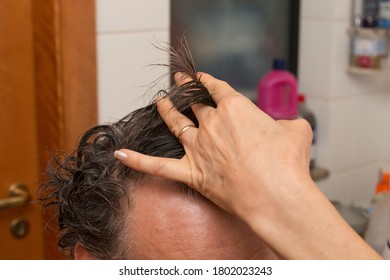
{"left": 364, "top": 171, "right": 390, "bottom": 255}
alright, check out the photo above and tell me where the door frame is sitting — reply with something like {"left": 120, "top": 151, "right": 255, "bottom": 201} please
{"left": 32, "top": 0, "right": 97, "bottom": 259}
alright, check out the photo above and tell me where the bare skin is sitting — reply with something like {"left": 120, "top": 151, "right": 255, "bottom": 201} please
{"left": 129, "top": 178, "right": 277, "bottom": 259}
{"left": 75, "top": 177, "right": 277, "bottom": 260}
{"left": 114, "top": 72, "right": 381, "bottom": 259}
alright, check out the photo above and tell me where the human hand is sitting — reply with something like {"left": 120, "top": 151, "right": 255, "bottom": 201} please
{"left": 114, "top": 72, "right": 381, "bottom": 259}
{"left": 114, "top": 72, "right": 313, "bottom": 225}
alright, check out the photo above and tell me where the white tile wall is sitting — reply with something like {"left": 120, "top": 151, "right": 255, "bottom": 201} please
{"left": 301, "top": 0, "right": 351, "bottom": 20}
{"left": 300, "top": 0, "right": 390, "bottom": 205}
{"left": 333, "top": 0, "right": 353, "bottom": 20}
{"left": 384, "top": 60, "right": 390, "bottom": 163}
{"left": 97, "top": 31, "right": 170, "bottom": 122}
{"left": 97, "top": 0, "right": 170, "bottom": 33}
{"left": 381, "top": 92, "right": 390, "bottom": 162}
{"left": 328, "top": 94, "right": 385, "bottom": 170}
{"left": 298, "top": 19, "right": 333, "bottom": 98}
{"left": 96, "top": 0, "right": 390, "bottom": 204}
{"left": 96, "top": 0, "right": 170, "bottom": 123}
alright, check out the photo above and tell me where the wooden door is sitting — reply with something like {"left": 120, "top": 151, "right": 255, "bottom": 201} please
{"left": 0, "top": 0, "right": 44, "bottom": 259}
{"left": 0, "top": 0, "right": 97, "bottom": 259}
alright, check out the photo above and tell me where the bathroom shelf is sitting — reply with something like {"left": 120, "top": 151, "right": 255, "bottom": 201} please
{"left": 310, "top": 166, "right": 330, "bottom": 182}
{"left": 347, "top": 66, "right": 382, "bottom": 74}
{"left": 347, "top": 27, "right": 390, "bottom": 36}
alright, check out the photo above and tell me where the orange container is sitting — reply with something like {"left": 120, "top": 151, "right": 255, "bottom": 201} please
{"left": 376, "top": 173, "right": 390, "bottom": 194}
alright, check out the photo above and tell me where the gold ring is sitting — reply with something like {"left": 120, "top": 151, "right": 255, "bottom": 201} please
{"left": 178, "top": 124, "right": 196, "bottom": 144}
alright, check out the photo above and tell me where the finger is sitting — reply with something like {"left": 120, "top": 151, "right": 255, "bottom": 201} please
{"left": 114, "top": 149, "right": 191, "bottom": 185}
{"left": 191, "top": 103, "right": 213, "bottom": 123}
{"left": 174, "top": 72, "right": 193, "bottom": 87}
{"left": 197, "top": 72, "right": 238, "bottom": 104}
{"left": 156, "top": 96, "right": 197, "bottom": 144}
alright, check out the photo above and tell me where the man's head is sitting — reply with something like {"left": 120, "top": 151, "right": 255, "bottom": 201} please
{"left": 39, "top": 45, "right": 276, "bottom": 259}
{"left": 127, "top": 177, "right": 275, "bottom": 259}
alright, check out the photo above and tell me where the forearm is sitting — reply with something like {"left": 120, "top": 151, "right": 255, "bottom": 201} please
{"left": 246, "top": 177, "right": 382, "bottom": 260}
{"left": 115, "top": 72, "right": 381, "bottom": 260}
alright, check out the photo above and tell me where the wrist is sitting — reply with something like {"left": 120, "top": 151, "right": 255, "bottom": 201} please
{"left": 244, "top": 175, "right": 381, "bottom": 259}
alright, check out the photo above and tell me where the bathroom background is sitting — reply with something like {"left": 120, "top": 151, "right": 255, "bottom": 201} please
{"left": 1, "top": 0, "right": 389, "bottom": 259}
{"left": 97, "top": 0, "right": 390, "bottom": 207}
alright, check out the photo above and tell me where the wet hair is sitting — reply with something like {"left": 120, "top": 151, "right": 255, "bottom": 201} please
{"left": 38, "top": 41, "right": 216, "bottom": 259}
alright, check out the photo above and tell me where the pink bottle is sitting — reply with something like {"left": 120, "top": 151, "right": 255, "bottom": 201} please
{"left": 257, "top": 59, "right": 298, "bottom": 120}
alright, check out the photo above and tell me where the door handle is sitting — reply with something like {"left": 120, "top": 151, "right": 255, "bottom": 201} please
{"left": 0, "top": 183, "right": 30, "bottom": 210}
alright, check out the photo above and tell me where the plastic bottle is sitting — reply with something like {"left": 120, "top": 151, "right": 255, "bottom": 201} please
{"left": 378, "top": 0, "right": 390, "bottom": 28}
{"left": 257, "top": 59, "right": 297, "bottom": 120}
{"left": 365, "top": 195, "right": 390, "bottom": 254}
{"left": 364, "top": 172, "right": 390, "bottom": 254}
{"left": 363, "top": 0, "right": 379, "bottom": 27}
{"left": 373, "top": 172, "right": 390, "bottom": 202}
{"left": 297, "top": 94, "right": 317, "bottom": 170}
{"left": 351, "top": 30, "right": 386, "bottom": 69}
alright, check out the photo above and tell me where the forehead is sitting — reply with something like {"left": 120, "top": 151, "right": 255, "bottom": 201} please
{"left": 128, "top": 178, "right": 275, "bottom": 259}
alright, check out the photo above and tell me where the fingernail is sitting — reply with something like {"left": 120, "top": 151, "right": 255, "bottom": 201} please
{"left": 154, "top": 95, "right": 163, "bottom": 103}
{"left": 114, "top": 150, "right": 128, "bottom": 161}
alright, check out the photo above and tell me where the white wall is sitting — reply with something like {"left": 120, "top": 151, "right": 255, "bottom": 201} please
{"left": 299, "top": 0, "right": 390, "bottom": 205}
{"left": 96, "top": 0, "right": 170, "bottom": 123}
{"left": 96, "top": 0, "right": 390, "bottom": 205}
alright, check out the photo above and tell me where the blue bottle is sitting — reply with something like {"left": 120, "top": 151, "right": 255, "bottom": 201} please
{"left": 378, "top": 0, "right": 390, "bottom": 28}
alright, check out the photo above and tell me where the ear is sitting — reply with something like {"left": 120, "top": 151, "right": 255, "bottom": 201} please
{"left": 74, "top": 243, "right": 93, "bottom": 260}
